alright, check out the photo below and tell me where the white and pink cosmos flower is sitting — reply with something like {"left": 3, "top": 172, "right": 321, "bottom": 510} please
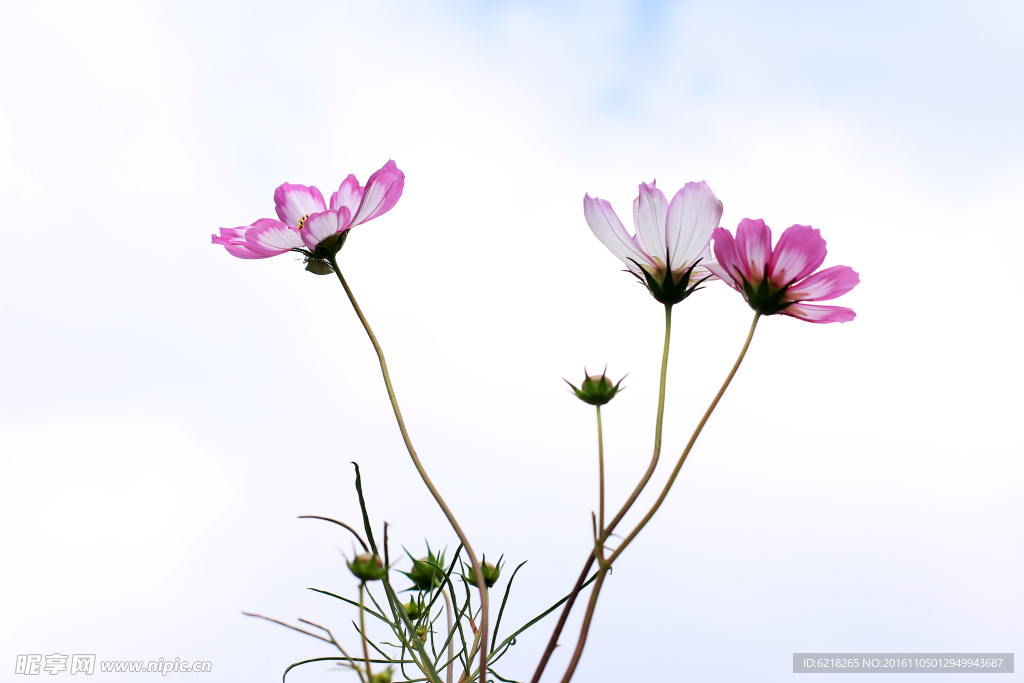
{"left": 212, "top": 160, "right": 405, "bottom": 262}
{"left": 706, "top": 219, "right": 860, "bottom": 323}
{"left": 583, "top": 180, "right": 723, "bottom": 305}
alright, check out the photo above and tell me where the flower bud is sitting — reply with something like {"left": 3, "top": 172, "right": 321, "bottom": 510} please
{"left": 347, "top": 553, "right": 386, "bottom": 582}
{"left": 403, "top": 599, "right": 423, "bottom": 620}
{"left": 463, "top": 560, "right": 502, "bottom": 588}
{"left": 401, "top": 549, "right": 446, "bottom": 591}
{"left": 371, "top": 667, "right": 393, "bottom": 683}
{"left": 565, "top": 369, "right": 625, "bottom": 406}
{"left": 415, "top": 625, "right": 428, "bottom": 642}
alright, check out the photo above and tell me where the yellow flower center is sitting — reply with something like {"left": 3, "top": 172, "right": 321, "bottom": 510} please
{"left": 296, "top": 213, "right": 310, "bottom": 230}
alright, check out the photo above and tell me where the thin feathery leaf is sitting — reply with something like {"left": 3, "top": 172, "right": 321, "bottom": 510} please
{"left": 489, "top": 668, "right": 524, "bottom": 683}
{"left": 307, "top": 588, "right": 393, "bottom": 626}
{"left": 298, "top": 516, "right": 369, "bottom": 552}
{"left": 350, "top": 620, "right": 394, "bottom": 661}
{"left": 492, "top": 571, "right": 600, "bottom": 652}
{"left": 491, "top": 561, "right": 527, "bottom": 651}
{"left": 352, "top": 462, "right": 379, "bottom": 556}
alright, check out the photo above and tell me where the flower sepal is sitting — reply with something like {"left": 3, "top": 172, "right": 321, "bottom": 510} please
{"left": 304, "top": 258, "right": 334, "bottom": 275}
{"left": 347, "top": 553, "right": 387, "bottom": 582}
{"left": 401, "top": 548, "right": 446, "bottom": 591}
{"left": 315, "top": 230, "right": 348, "bottom": 257}
{"left": 301, "top": 231, "right": 351, "bottom": 275}
{"left": 565, "top": 368, "right": 625, "bottom": 406}
{"left": 632, "top": 258, "right": 711, "bottom": 306}
{"left": 403, "top": 598, "right": 424, "bottom": 620}
{"left": 462, "top": 557, "right": 503, "bottom": 588}
{"left": 740, "top": 274, "right": 793, "bottom": 316}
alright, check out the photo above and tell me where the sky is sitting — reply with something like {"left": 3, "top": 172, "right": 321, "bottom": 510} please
{"left": 1, "top": 1, "right": 1022, "bottom": 681}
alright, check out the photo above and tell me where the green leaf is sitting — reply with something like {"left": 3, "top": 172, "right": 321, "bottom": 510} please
{"left": 298, "top": 515, "right": 369, "bottom": 552}
{"left": 491, "top": 571, "right": 600, "bottom": 656}
{"left": 307, "top": 588, "right": 393, "bottom": 626}
{"left": 282, "top": 657, "right": 413, "bottom": 683}
{"left": 491, "top": 561, "right": 527, "bottom": 651}
{"left": 489, "top": 668, "right": 524, "bottom": 683}
{"left": 352, "top": 462, "right": 379, "bottom": 556}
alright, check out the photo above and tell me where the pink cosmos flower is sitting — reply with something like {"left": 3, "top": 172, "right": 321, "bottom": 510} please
{"left": 211, "top": 160, "right": 405, "bottom": 263}
{"left": 583, "top": 180, "right": 723, "bottom": 305}
{"left": 705, "top": 219, "right": 859, "bottom": 323}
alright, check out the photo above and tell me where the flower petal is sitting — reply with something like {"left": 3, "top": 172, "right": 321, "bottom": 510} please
{"left": 222, "top": 243, "right": 266, "bottom": 259}
{"left": 300, "top": 208, "right": 352, "bottom": 249}
{"left": 274, "top": 183, "right": 327, "bottom": 228}
{"left": 782, "top": 303, "right": 856, "bottom": 324}
{"left": 632, "top": 181, "right": 668, "bottom": 266}
{"left": 786, "top": 265, "right": 860, "bottom": 302}
{"left": 768, "top": 224, "right": 827, "bottom": 288}
{"left": 710, "top": 226, "right": 746, "bottom": 287}
{"left": 734, "top": 218, "right": 772, "bottom": 283}
{"left": 584, "top": 193, "right": 654, "bottom": 273}
{"left": 213, "top": 226, "right": 268, "bottom": 259}
{"left": 330, "top": 174, "right": 364, "bottom": 214}
{"left": 665, "top": 181, "right": 723, "bottom": 271}
{"left": 690, "top": 264, "right": 720, "bottom": 283}
{"left": 245, "top": 218, "right": 304, "bottom": 256}
{"left": 350, "top": 160, "right": 405, "bottom": 226}
{"left": 211, "top": 227, "right": 247, "bottom": 245}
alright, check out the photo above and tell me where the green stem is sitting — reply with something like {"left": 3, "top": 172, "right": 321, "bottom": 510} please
{"left": 530, "top": 303, "right": 673, "bottom": 683}
{"left": 560, "top": 312, "right": 761, "bottom": 683}
{"left": 602, "top": 303, "right": 673, "bottom": 536}
{"left": 328, "top": 257, "right": 489, "bottom": 683}
{"left": 596, "top": 405, "right": 605, "bottom": 540}
{"left": 442, "top": 589, "right": 454, "bottom": 683}
{"left": 360, "top": 583, "right": 372, "bottom": 679}
{"left": 608, "top": 312, "right": 760, "bottom": 565}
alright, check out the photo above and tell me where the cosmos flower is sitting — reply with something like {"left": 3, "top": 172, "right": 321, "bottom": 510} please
{"left": 583, "top": 180, "right": 723, "bottom": 304}
{"left": 211, "top": 160, "right": 405, "bottom": 263}
{"left": 706, "top": 219, "right": 859, "bottom": 323}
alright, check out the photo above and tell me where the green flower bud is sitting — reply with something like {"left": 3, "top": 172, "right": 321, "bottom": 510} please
{"left": 564, "top": 369, "right": 625, "bottom": 406}
{"left": 463, "top": 559, "right": 502, "bottom": 588}
{"left": 347, "top": 553, "right": 386, "bottom": 582}
{"left": 401, "top": 548, "right": 446, "bottom": 591}
{"left": 415, "top": 625, "right": 428, "bottom": 642}
{"left": 403, "top": 599, "right": 423, "bottom": 621}
{"left": 370, "top": 667, "right": 393, "bottom": 683}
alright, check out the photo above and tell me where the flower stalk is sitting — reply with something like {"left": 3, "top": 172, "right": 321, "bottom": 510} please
{"left": 558, "top": 312, "right": 761, "bottom": 683}
{"left": 596, "top": 404, "right": 605, "bottom": 542}
{"left": 360, "top": 583, "right": 372, "bottom": 680}
{"left": 532, "top": 303, "right": 673, "bottom": 683}
{"left": 327, "top": 255, "right": 489, "bottom": 683}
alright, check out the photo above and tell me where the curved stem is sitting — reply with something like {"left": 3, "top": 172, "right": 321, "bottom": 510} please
{"left": 528, "top": 556, "right": 594, "bottom": 683}
{"left": 557, "top": 569, "right": 607, "bottom": 683}
{"left": 328, "top": 257, "right": 489, "bottom": 683}
{"left": 559, "top": 312, "right": 761, "bottom": 683}
{"left": 531, "top": 303, "right": 673, "bottom": 683}
{"left": 596, "top": 405, "right": 605, "bottom": 539}
{"left": 607, "top": 312, "right": 759, "bottom": 565}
